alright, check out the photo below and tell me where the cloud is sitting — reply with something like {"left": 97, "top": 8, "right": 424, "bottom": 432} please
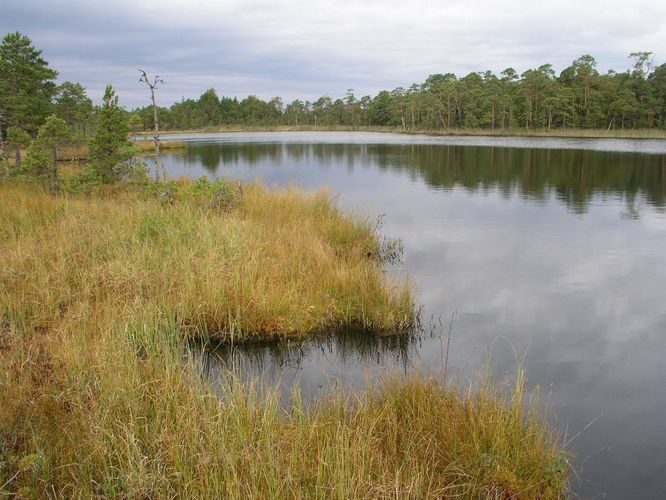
{"left": 2, "top": 0, "right": 665, "bottom": 107}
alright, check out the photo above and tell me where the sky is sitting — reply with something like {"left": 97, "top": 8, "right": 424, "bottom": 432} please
{"left": 2, "top": 0, "right": 665, "bottom": 108}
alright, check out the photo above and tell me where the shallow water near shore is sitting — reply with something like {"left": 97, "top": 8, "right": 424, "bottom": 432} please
{"left": 160, "top": 131, "right": 666, "bottom": 498}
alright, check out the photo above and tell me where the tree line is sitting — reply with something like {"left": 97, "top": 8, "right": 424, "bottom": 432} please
{"left": 0, "top": 32, "right": 142, "bottom": 190}
{"left": 1, "top": 30, "right": 665, "bottom": 156}
{"left": 133, "top": 54, "right": 666, "bottom": 132}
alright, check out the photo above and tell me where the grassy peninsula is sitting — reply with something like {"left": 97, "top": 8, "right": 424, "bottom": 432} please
{"left": 0, "top": 179, "right": 414, "bottom": 342}
{"left": 0, "top": 179, "right": 570, "bottom": 497}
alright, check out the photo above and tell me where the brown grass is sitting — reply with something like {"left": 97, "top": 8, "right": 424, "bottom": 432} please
{"left": 0, "top": 180, "right": 569, "bottom": 498}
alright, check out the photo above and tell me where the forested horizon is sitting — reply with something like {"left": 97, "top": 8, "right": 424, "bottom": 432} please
{"left": 1, "top": 30, "right": 666, "bottom": 142}
{"left": 133, "top": 52, "right": 665, "bottom": 132}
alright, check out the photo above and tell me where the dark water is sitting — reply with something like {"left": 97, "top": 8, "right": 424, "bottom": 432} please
{"left": 160, "top": 132, "right": 666, "bottom": 499}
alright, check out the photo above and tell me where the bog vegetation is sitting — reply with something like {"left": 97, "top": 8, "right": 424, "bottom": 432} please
{"left": 0, "top": 180, "right": 571, "bottom": 498}
{"left": 0, "top": 31, "right": 571, "bottom": 498}
{"left": 0, "top": 180, "right": 415, "bottom": 341}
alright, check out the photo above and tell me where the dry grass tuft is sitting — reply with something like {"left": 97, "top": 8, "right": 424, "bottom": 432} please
{"left": 0, "top": 180, "right": 414, "bottom": 343}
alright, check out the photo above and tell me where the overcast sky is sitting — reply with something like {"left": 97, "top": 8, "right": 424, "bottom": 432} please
{"left": 2, "top": 0, "right": 665, "bottom": 108}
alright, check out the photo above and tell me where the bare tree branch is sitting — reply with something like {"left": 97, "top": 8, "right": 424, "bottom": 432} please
{"left": 138, "top": 69, "right": 165, "bottom": 180}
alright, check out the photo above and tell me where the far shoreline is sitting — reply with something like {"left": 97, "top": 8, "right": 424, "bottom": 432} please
{"left": 141, "top": 125, "right": 666, "bottom": 141}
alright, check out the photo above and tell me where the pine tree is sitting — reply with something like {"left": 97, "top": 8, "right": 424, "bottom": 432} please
{"left": 6, "top": 126, "right": 32, "bottom": 169}
{"left": 23, "top": 115, "right": 72, "bottom": 193}
{"left": 53, "top": 81, "right": 94, "bottom": 139}
{"left": 88, "top": 85, "right": 139, "bottom": 183}
{"left": 0, "top": 32, "right": 58, "bottom": 137}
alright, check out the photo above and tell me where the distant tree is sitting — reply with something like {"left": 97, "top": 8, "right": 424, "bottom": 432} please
{"left": 423, "top": 73, "right": 458, "bottom": 129}
{"left": 406, "top": 84, "right": 423, "bottom": 129}
{"left": 629, "top": 52, "right": 654, "bottom": 78}
{"left": 128, "top": 113, "right": 144, "bottom": 135}
{"left": 559, "top": 55, "right": 600, "bottom": 126}
{"left": 285, "top": 99, "right": 307, "bottom": 126}
{"left": 88, "top": 85, "right": 139, "bottom": 183}
{"left": 198, "top": 88, "right": 221, "bottom": 126}
{"left": 359, "top": 96, "right": 372, "bottom": 126}
{"left": 649, "top": 63, "right": 666, "bottom": 127}
{"left": 240, "top": 95, "right": 269, "bottom": 124}
{"left": 390, "top": 87, "right": 408, "bottom": 130}
{"left": 520, "top": 65, "right": 556, "bottom": 128}
{"left": 23, "top": 115, "right": 72, "bottom": 192}
{"left": 267, "top": 97, "right": 284, "bottom": 124}
{"left": 219, "top": 96, "right": 240, "bottom": 124}
{"left": 53, "top": 81, "right": 94, "bottom": 139}
{"left": 458, "top": 72, "right": 485, "bottom": 128}
{"left": 312, "top": 96, "right": 333, "bottom": 126}
{"left": 0, "top": 32, "right": 58, "bottom": 137}
{"left": 344, "top": 89, "right": 358, "bottom": 128}
{"left": 6, "top": 126, "right": 31, "bottom": 169}
{"left": 368, "top": 91, "right": 394, "bottom": 126}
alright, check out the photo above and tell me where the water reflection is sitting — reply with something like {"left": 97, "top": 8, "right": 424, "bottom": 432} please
{"left": 159, "top": 132, "right": 666, "bottom": 498}
{"left": 192, "top": 329, "right": 419, "bottom": 405}
{"left": 172, "top": 141, "right": 666, "bottom": 214}
{"left": 202, "top": 329, "right": 414, "bottom": 375}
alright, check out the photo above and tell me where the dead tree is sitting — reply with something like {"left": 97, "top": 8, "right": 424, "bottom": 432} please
{"left": 139, "top": 69, "right": 165, "bottom": 180}
{"left": 0, "top": 140, "right": 6, "bottom": 177}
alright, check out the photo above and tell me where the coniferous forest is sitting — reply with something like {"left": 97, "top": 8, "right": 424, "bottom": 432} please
{"left": 1, "top": 31, "right": 665, "bottom": 141}
{"left": 145, "top": 53, "right": 666, "bottom": 132}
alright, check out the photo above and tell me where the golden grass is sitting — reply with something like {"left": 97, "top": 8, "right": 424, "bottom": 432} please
{"left": 0, "top": 180, "right": 413, "bottom": 342}
{"left": 134, "top": 140, "right": 188, "bottom": 152}
{"left": 0, "top": 338, "right": 570, "bottom": 498}
{"left": 1, "top": 140, "right": 188, "bottom": 162}
{"left": 0, "top": 180, "right": 569, "bottom": 498}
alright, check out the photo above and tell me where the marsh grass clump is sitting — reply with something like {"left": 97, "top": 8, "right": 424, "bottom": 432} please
{"left": 0, "top": 179, "right": 569, "bottom": 498}
{"left": 0, "top": 316, "right": 570, "bottom": 498}
{"left": 0, "top": 179, "right": 414, "bottom": 343}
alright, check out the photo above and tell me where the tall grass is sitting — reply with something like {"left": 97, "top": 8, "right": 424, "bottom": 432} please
{"left": 0, "top": 180, "right": 570, "bottom": 498}
{"left": 1, "top": 315, "right": 569, "bottom": 497}
{"left": 0, "top": 180, "right": 414, "bottom": 342}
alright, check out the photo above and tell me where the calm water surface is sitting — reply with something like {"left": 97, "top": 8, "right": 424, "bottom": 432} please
{"left": 160, "top": 132, "right": 666, "bottom": 498}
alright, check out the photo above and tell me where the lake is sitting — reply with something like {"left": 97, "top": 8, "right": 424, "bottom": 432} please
{"left": 159, "top": 131, "right": 666, "bottom": 498}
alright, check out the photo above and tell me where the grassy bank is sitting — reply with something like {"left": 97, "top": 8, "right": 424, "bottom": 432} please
{"left": 0, "top": 180, "right": 569, "bottom": 497}
{"left": 1, "top": 336, "right": 570, "bottom": 498}
{"left": 61, "top": 139, "right": 186, "bottom": 160}
{"left": 0, "top": 180, "right": 413, "bottom": 341}
{"left": 3, "top": 140, "right": 188, "bottom": 162}
{"left": 154, "top": 124, "right": 666, "bottom": 139}
{"left": 8, "top": 124, "right": 659, "bottom": 165}
{"left": 386, "top": 126, "right": 666, "bottom": 139}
